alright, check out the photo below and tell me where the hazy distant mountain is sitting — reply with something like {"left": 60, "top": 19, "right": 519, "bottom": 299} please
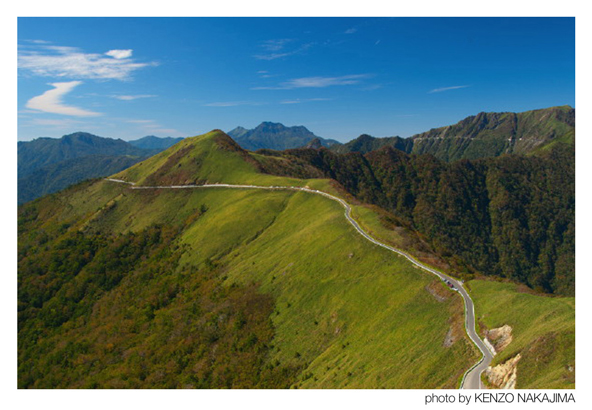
{"left": 128, "top": 135, "right": 184, "bottom": 150}
{"left": 227, "top": 122, "right": 341, "bottom": 151}
{"left": 18, "top": 132, "right": 163, "bottom": 204}
{"left": 18, "top": 132, "right": 149, "bottom": 178}
{"left": 18, "top": 155, "right": 144, "bottom": 204}
{"left": 330, "top": 134, "right": 414, "bottom": 155}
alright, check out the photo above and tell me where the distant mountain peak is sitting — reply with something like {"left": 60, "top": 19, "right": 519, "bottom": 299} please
{"left": 227, "top": 121, "right": 341, "bottom": 151}
{"left": 128, "top": 135, "right": 184, "bottom": 150}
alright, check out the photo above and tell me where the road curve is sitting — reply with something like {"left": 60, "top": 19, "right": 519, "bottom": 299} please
{"left": 105, "top": 179, "right": 494, "bottom": 388}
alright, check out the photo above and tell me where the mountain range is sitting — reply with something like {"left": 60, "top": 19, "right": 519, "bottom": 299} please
{"left": 17, "top": 132, "right": 183, "bottom": 204}
{"left": 18, "top": 106, "right": 574, "bottom": 205}
{"left": 331, "top": 106, "right": 575, "bottom": 160}
{"left": 18, "top": 128, "right": 574, "bottom": 389}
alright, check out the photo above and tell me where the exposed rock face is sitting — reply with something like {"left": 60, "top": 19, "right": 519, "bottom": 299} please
{"left": 487, "top": 325, "right": 513, "bottom": 352}
{"left": 485, "top": 354, "right": 522, "bottom": 389}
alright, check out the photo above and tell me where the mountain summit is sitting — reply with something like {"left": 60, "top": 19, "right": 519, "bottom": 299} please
{"left": 227, "top": 122, "right": 340, "bottom": 151}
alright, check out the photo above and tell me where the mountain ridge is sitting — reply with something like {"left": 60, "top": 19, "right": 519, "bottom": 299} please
{"left": 331, "top": 106, "right": 574, "bottom": 160}
{"left": 17, "top": 132, "right": 180, "bottom": 204}
{"left": 18, "top": 128, "right": 574, "bottom": 389}
{"left": 228, "top": 121, "right": 341, "bottom": 151}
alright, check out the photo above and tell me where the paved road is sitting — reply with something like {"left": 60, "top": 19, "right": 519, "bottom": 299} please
{"left": 105, "top": 179, "right": 494, "bottom": 388}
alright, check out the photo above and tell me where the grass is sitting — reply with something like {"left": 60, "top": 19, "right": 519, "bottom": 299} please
{"left": 469, "top": 279, "right": 575, "bottom": 388}
{"left": 32, "top": 173, "right": 478, "bottom": 388}
{"left": 20, "top": 129, "right": 572, "bottom": 388}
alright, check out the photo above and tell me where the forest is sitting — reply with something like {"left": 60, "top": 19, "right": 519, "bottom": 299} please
{"left": 256, "top": 142, "right": 575, "bottom": 295}
{"left": 18, "top": 217, "right": 302, "bottom": 388}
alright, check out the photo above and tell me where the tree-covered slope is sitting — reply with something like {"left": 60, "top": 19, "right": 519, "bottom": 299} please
{"left": 330, "top": 134, "right": 414, "bottom": 155}
{"left": 18, "top": 131, "right": 480, "bottom": 388}
{"left": 254, "top": 141, "right": 575, "bottom": 296}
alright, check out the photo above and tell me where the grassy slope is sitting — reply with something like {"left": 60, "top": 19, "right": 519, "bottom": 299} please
{"left": 26, "top": 178, "right": 477, "bottom": 388}
{"left": 469, "top": 280, "right": 575, "bottom": 388}
{"left": 22, "top": 131, "right": 480, "bottom": 387}
{"left": 113, "top": 130, "right": 575, "bottom": 388}
{"left": 21, "top": 130, "right": 573, "bottom": 388}
{"left": 348, "top": 199, "right": 575, "bottom": 389}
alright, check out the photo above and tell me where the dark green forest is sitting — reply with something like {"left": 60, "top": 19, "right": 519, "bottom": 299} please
{"left": 256, "top": 142, "right": 575, "bottom": 295}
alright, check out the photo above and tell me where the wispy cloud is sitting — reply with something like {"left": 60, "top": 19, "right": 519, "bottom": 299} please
{"left": 105, "top": 49, "right": 133, "bottom": 59}
{"left": 345, "top": 28, "right": 358, "bottom": 34}
{"left": 203, "top": 101, "right": 265, "bottom": 107}
{"left": 257, "top": 70, "right": 274, "bottom": 78}
{"left": 22, "top": 39, "right": 51, "bottom": 45}
{"left": 280, "top": 98, "right": 332, "bottom": 104}
{"left": 261, "top": 39, "right": 292, "bottom": 52}
{"left": 253, "top": 74, "right": 371, "bottom": 90}
{"left": 18, "top": 43, "right": 156, "bottom": 81}
{"left": 254, "top": 39, "right": 312, "bottom": 60}
{"left": 428, "top": 85, "right": 470, "bottom": 93}
{"left": 111, "top": 94, "right": 156, "bottom": 101}
{"left": 26, "top": 81, "right": 101, "bottom": 117}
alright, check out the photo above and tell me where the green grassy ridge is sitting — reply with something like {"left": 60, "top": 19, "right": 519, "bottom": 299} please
{"left": 19, "top": 177, "right": 478, "bottom": 388}
{"left": 114, "top": 130, "right": 307, "bottom": 188}
{"left": 469, "top": 280, "right": 575, "bottom": 388}
{"left": 19, "top": 129, "right": 572, "bottom": 388}
{"left": 99, "top": 181, "right": 478, "bottom": 387}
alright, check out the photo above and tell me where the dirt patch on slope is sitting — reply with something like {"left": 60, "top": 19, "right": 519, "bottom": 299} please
{"left": 487, "top": 325, "right": 513, "bottom": 352}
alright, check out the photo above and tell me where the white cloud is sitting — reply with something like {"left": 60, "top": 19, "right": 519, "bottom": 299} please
{"left": 345, "top": 28, "right": 358, "bottom": 34}
{"left": 26, "top": 81, "right": 101, "bottom": 117}
{"left": 18, "top": 44, "right": 156, "bottom": 81}
{"left": 105, "top": 49, "right": 133, "bottom": 59}
{"left": 428, "top": 85, "right": 470, "bottom": 93}
{"left": 253, "top": 74, "right": 371, "bottom": 90}
{"left": 111, "top": 94, "right": 156, "bottom": 101}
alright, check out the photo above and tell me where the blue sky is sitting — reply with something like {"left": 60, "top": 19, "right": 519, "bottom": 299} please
{"left": 17, "top": 17, "right": 575, "bottom": 142}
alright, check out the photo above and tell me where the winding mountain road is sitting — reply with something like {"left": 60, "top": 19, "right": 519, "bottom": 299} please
{"left": 105, "top": 178, "right": 494, "bottom": 388}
